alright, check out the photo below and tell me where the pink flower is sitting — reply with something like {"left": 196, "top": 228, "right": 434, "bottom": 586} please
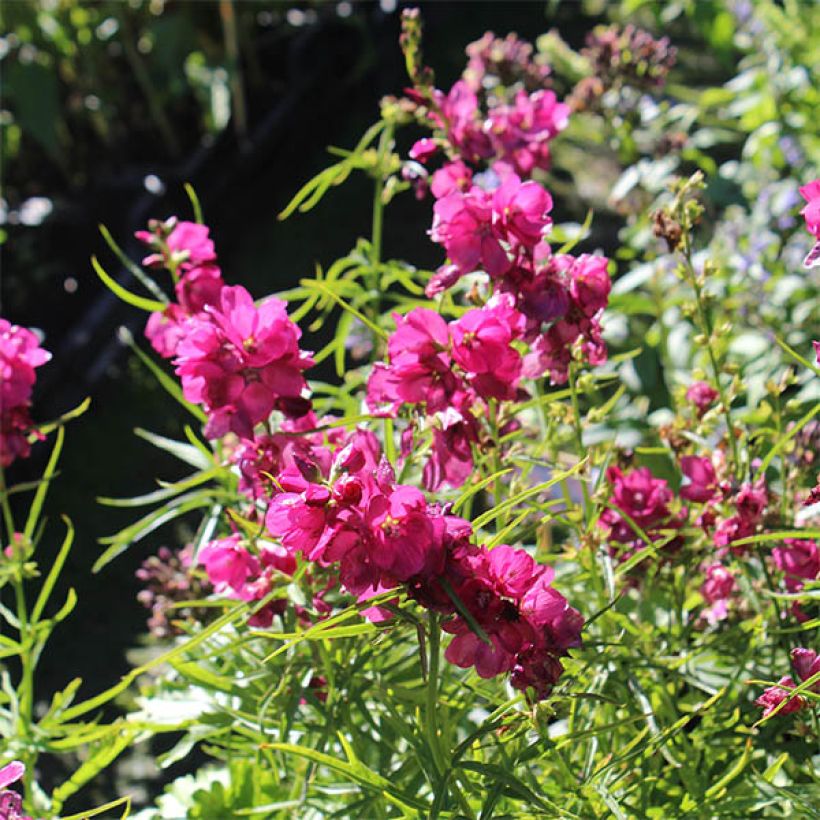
{"left": 423, "top": 398, "right": 478, "bottom": 491}
{"left": 450, "top": 297, "right": 525, "bottom": 400}
{"left": 600, "top": 466, "right": 684, "bottom": 562}
{"left": 486, "top": 90, "right": 569, "bottom": 176}
{"left": 431, "top": 80, "right": 493, "bottom": 164}
{"left": 755, "top": 676, "right": 805, "bottom": 718}
{"left": 568, "top": 255, "right": 611, "bottom": 317}
{"left": 679, "top": 455, "right": 718, "bottom": 503}
{"left": 175, "top": 285, "right": 313, "bottom": 438}
{"left": 0, "top": 760, "right": 30, "bottom": 820}
{"left": 701, "top": 563, "right": 735, "bottom": 604}
{"left": 175, "top": 264, "right": 225, "bottom": 314}
{"left": 367, "top": 309, "right": 457, "bottom": 415}
{"left": 686, "top": 381, "right": 718, "bottom": 414}
{"left": 772, "top": 539, "right": 819, "bottom": 593}
{"left": 791, "top": 647, "right": 820, "bottom": 691}
{"left": 199, "top": 535, "right": 261, "bottom": 594}
{"left": 431, "top": 187, "right": 510, "bottom": 276}
{"left": 409, "top": 138, "right": 438, "bottom": 164}
{"left": 430, "top": 161, "right": 473, "bottom": 199}
{"left": 0, "top": 320, "right": 50, "bottom": 409}
{"left": 491, "top": 173, "right": 553, "bottom": 248}
{"left": 799, "top": 179, "right": 820, "bottom": 239}
{"left": 0, "top": 320, "right": 50, "bottom": 468}
{"left": 145, "top": 304, "right": 190, "bottom": 359}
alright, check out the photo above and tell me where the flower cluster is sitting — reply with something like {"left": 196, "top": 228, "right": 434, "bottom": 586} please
{"left": 463, "top": 31, "right": 552, "bottom": 102}
{"left": 0, "top": 761, "right": 30, "bottom": 820}
{"left": 699, "top": 562, "right": 737, "bottom": 625}
{"left": 0, "top": 320, "right": 50, "bottom": 467}
{"left": 799, "top": 178, "right": 820, "bottom": 270}
{"left": 199, "top": 533, "right": 297, "bottom": 628}
{"left": 366, "top": 299, "right": 524, "bottom": 489}
{"left": 174, "top": 285, "right": 314, "bottom": 439}
{"left": 570, "top": 24, "right": 676, "bottom": 112}
{"left": 264, "top": 430, "right": 583, "bottom": 699}
{"left": 397, "top": 10, "right": 568, "bottom": 180}
{"left": 139, "top": 219, "right": 226, "bottom": 359}
{"left": 427, "top": 166, "right": 611, "bottom": 384}
{"left": 136, "top": 546, "right": 212, "bottom": 639}
{"left": 599, "top": 466, "right": 685, "bottom": 563}
{"left": 756, "top": 647, "right": 820, "bottom": 718}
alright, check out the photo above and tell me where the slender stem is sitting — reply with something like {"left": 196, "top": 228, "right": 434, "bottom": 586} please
{"left": 0, "top": 468, "right": 16, "bottom": 539}
{"left": 488, "top": 400, "right": 506, "bottom": 530}
{"left": 426, "top": 612, "right": 445, "bottom": 776}
{"left": 567, "top": 364, "right": 592, "bottom": 523}
{"left": 680, "top": 237, "right": 741, "bottom": 475}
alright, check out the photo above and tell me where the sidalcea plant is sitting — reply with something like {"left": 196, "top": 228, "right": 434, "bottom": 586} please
{"left": 3, "top": 4, "right": 813, "bottom": 817}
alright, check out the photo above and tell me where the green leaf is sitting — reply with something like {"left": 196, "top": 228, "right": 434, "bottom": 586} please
{"left": 24, "top": 425, "right": 64, "bottom": 540}
{"left": 91, "top": 255, "right": 167, "bottom": 313}
{"left": 184, "top": 181, "right": 204, "bottom": 224}
{"left": 30, "top": 516, "right": 74, "bottom": 624}
{"left": 99, "top": 224, "right": 169, "bottom": 304}
{"left": 134, "top": 428, "right": 212, "bottom": 469}
{"left": 472, "top": 460, "right": 587, "bottom": 531}
{"left": 261, "top": 741, "right": 427, "bottom": 811}
{"left": 119, "top": 327, "right": 207, "bottom": 422}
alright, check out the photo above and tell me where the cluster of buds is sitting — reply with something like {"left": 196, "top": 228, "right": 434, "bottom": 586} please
{"left": 136, "top": 546, "right": 212, "bottom": 639}
{"left": 463, "top": 31, "right": 551, "bottom": 104}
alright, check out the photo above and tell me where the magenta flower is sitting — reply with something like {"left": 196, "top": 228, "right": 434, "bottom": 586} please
{"left": 409, "top": 138, "right": 439, "bottom": 164}
{"left": 755, "top": 676, "right": 805, "bottom": 718}
{"left": 799, "top": 179, "right": 820, "bottom": 239}
{"left": 0, "top": 320, "right": 51, "bottom": 409}
{"left": 0, "top": 319, "right": 51, "bottom": 467}
{"left": 0, "top": 760, "right": 30, "bottom": 820}
{"left": 568, "top": 255, "right": 612, "bottom": 317}
{"left": 791, "top": 648, "right": 820, "bottom": 691}
{"left": 367, "top": 308, "right": 457, "bottom": 415}
{"left": 701, "top": 563, "right": 735, "bottom": 604}
{"left": 486, "top": 90, "right": 569, "bottom": 176}
{"left": 772, "top": 539, "right": 819, "bottom": 593}
{"left": 679, "top": 455, "right": 719, "bottom": 503}
{"left": 491, "top": 173, "right": 553, "bottom": 248}
{"left": 431, "top": 187, "right": 510, "bottom": 276}
{"left": 175, "top": 285, "right": 313, "bottom": 438}
{"left": 423, "top": 399, "right": 479, "bottom": 491}
{"left": 686, "top": 381, "right": 719, "bottom": 414}
{"left": 450, "top": 297, "right": 525, "bottom": 400}
{"left": 199, "top": 535, "right": 261, "bottom": 594}
{"left": 600, "top": 466, "right": 684, "bottom": 562}
{"left": 430, "top": 161, "right": 473, "bottom": 199}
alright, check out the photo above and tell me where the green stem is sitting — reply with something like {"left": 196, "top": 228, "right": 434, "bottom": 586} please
{"left": 567, "top": 364, "right": 592, "bottom": 524}
{"left": 680, "top": 237, "right": 741, "bottom": 475}
{"left": 488, "top": 400, "right": 506, "bottom": 531}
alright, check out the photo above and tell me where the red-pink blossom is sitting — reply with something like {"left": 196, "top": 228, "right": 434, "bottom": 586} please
{"left": 679, "top": 455, "right": 719, "bottom": 503}
{"left": 772, "top": 539, "right": 819, "bottom": 593}
{"left": 199, "top": 535, "right": 261, "bottom": 594}
{"left": 430, "top": 161, "right": 473, "bottom": 199}
{"left": 450, "top": 296, "right": 525, "bottom": 400}
{"left": 486, "top": 90, "right": 569, "bottom": 176}
{"left": 0, "top": 760, "right": 30, "bottom": 820}
{"left": 600, "top": 466, "right": 684, "bottom": 561}
{"left": 175, "top": 285, "right": 313, "bottom": 438}
{"left": 0, "top": 319, "right": 50, "bottom": 467}
{"left": 686, "top": 381, "right": 719, "bottom": 414}
{"left": 491, "top": 173, "right": 553, "bottom": 248}
{"left": 799, "top": 179, "right": 820, "bottom": 239}
{"left": 791, "top": 648, "right": 820, "bottom": 691}
{"left": 755, "top": 676, "right": 805, "bottom": 718}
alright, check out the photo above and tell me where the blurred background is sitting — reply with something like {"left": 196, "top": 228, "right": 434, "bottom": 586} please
{"left": 2, "top": 0, "right": 816, "bottom": 809}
